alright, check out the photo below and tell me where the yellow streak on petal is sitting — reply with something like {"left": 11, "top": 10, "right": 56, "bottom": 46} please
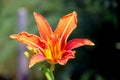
{"left": 60, "top": 11, "right": 77, "bottom": 40}
{"left": 44, "top": 49, "right": 52, "bottom": 59}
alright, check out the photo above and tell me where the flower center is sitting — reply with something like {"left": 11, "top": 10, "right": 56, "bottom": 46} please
{"left": 44, "top": 33, "right": 63, "bottom": 64}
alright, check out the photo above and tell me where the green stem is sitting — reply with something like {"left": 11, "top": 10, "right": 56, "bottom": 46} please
{"left": 39, "top": 63, "right": 55, "bottom": 80}
{"left": 50, "top": 64, "right": 55, "bottom": 71}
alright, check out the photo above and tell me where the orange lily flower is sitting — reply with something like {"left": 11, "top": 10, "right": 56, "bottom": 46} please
{"left": 10, "top": 11, "right": 94, "bottom": 68}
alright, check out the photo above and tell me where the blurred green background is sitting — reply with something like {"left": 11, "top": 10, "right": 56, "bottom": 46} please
{"left": 0, "top": 0, "right": 119, "bottom": 80}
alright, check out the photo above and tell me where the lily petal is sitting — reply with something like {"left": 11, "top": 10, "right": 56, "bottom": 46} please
{"left": 29, "top": 53, "right": 46, "bottom": 68}
{"left": 10, "top": 32, "right": 48, "bottom": 51}
{"left": 34, "top": 12, "right": 53, "bottom": 40}
{"left": 54, "top": 11, "right": 77, "bottom": 47}
{"left": 57, "top": 51, "right": 75, "bottom": 65}
{"left": 66, "top": 39, "right": 95, "bottom": 50}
